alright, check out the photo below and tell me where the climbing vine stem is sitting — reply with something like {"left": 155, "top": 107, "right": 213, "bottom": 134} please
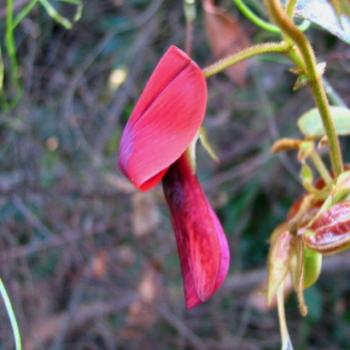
{"left": 265, "top": 0, "right": 344, "bottom": 176}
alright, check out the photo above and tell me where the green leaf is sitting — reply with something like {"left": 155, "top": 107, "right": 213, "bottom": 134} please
{"left": 303, "top": 248, "right": 322, "bottom": 289}
{"left": 295, "top": 0, "right": 350, "bottom": 44}
{"left": 297, "top": 107, "right": 350, "bottom": 138}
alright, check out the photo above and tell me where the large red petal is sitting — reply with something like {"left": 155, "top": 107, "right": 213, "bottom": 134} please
{"left": 162, "top": 154, "right": 230, "bottom": 309}
{"left": 119, "top": 46, "right": 207, "bottom": 190}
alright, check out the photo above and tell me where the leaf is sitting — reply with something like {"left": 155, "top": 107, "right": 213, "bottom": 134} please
{"left": 267, "top": 223, "right": 293, "bottom": 304}
{"left": 295, "top": 0, "right": 350, "bottom": 44}
{"left": 303, "top": 248, "right": 322, "bottom": 288}
{"left": 292, "top": 62, "right": 326, "bottom": 91}
{"left": 297, "top": 106, "right": 350, "bottom": 138}
{"left": 302, "top": 202, "right": 350, "bottom": 253}
{"left": 202, "top": 0, "right": 250, "bottom": 86}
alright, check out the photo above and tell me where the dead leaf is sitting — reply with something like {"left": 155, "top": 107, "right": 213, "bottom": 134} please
{"left": 203, "top": 0, "right": 250, "bottom": 86}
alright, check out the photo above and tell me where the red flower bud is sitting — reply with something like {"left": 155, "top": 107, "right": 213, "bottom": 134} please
{"left": 162, "top": 154, "right": 230, "bottom": 309}
{"left": 119, "top": 46, "right": 207, "bottom": 191}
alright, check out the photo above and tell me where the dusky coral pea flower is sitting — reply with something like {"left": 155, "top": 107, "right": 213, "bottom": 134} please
{"left": 118, "top": 45, "right": 230, "bottom": 308}
{"left": 119, "top": 45, "right": 207, "bottom": 191}
{"left": 163, "top": 152, "right": 230, "bottom": 309}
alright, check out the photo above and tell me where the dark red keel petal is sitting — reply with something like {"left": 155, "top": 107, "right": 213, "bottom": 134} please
{"left": 162, "top": 154, "right": 230, "bottom": 309}
{"left": 119, "top": 46, "right": 207, "bottom": 190}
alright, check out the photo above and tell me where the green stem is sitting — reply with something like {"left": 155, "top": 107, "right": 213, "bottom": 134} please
{"left": 310, "top": 150, "right": 333, "bottom": 184}
{"left": 286, "top": 0, "right": 298, "bottom": 17}
{"left": 5, "top": 0, "right": 20, "bottom": 92}
{"left": 265, "top": 0, "right": 344, "bottom": 176}
{"left": 0, "top": 279, "right": 22, "bottom": 350}
{"left": 13, "top": 0, "right": 39, "bottom": 29}
{"left": 203, "top": 41, "right": 289, "bottom": 78}
{"left": 233, "top": 0, "right": 309, "bottom": 34}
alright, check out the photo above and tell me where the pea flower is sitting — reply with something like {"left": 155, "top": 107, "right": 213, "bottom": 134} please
{"left": 118, "top": 45, "right": 230, "bottom": 308}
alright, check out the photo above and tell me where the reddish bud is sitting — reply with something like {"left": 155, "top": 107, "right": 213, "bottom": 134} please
{"left": 162, "top": 154, "right": 230, "bottom": 309}
{"left": 302, "top": 202, "right": 350, "bottom": 253}
{"left": 119, "top": 46, "right": 207, "bottom": 191}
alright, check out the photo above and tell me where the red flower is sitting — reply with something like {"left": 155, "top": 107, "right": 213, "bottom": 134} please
{"left": 118, "top": 45, "right": 230, "bottom": 308}
{"left": 119, "top": 45, "right": 207, "bottom": 191}
{"left": 163, "top": 153, "right": 230, "bottom": 309}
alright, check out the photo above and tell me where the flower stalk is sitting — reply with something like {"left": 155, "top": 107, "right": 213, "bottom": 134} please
{"left": 203, "top": 41, "right": 290, "bottom": 78}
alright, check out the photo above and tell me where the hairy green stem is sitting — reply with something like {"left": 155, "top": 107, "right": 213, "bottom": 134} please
{"left": 265, "top": 0, "right": 344, "bottom": 176}
{"left": 203, "top": 41, "right": 289, "bottom": 78}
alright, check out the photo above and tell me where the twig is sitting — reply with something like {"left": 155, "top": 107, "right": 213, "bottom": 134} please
{"left": 25, "top": 294, "right": 138, "bottom": 350}
{"left": 158, "top": 305, "right": 209, "bottom": 350}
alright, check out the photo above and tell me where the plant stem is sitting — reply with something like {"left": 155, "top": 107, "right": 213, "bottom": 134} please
{"left": 13, "top": 0, "right": 39, "bottom": 29}
{"left": 203, "top": 41, "right": 289, "bottom": 78}
{"left": 183, "top": 0, "right": 195, "bottom": 55}
{"left": 310, "top": 150, "right": 333, "bottom": 184}
{"left": 0, "top": 279, "right": 22, "bottom": 350}
{"left": 233, "top": 0, "right": 281, "bottom": 33}
{"left": 233, "top": 0, "right": 309, "bottom": 34}
{"left": 286, "top": 0, "right": 298, "bottom": 17}
{"left": 5, "top": 0, "right": 20, "bottom": 93}
{"left": 265, "top": 0, "right": 344, "bottom": 176}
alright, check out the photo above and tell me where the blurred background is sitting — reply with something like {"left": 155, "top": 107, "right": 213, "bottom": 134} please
{"left": 0, "top": 0, "right": 350, "bottom": 349}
